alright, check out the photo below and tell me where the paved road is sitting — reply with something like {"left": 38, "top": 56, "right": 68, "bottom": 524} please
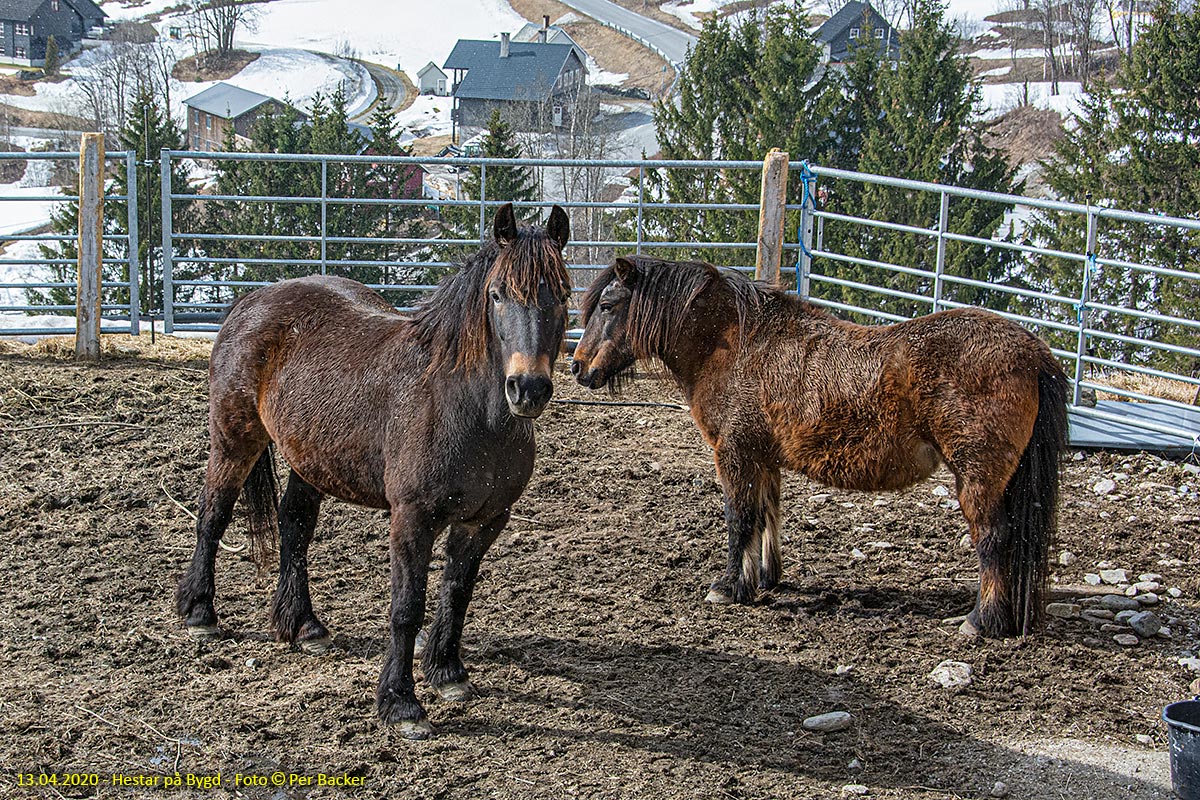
{"left": 556, "top": 0, "right": 697, "bottom": 66}
{"left": 351, "top": 60, "right": 411, "bottom": 123}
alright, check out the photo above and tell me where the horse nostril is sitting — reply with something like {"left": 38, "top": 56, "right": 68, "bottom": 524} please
{"left": 571, "top": 359, "right": 582, "bottom": 376}
{"left": 505, "top": 376, "right": 519, "bottom": 400}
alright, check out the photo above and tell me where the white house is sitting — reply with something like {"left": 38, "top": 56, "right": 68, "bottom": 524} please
{"left": 416, "top": 61, "right": 448, "bottom": 96}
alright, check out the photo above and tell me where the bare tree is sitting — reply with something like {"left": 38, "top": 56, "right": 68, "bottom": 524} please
{"left": 1066, "top": 0, "right": 1100, "bottom": 86}
{"left": 186, "top": 0, "right": 260, "bottom": 57}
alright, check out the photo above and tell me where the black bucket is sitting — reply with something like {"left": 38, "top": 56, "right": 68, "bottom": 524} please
{"left": 1164, "top": 700, "right": 1200, "bottom": 799}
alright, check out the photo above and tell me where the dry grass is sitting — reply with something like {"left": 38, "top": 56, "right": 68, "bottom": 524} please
{"left": 984, "top": 105, "right": 1065, "bottom": 167}
{"left": 0, "top": 75, "right": 37, "bottom": 97}
{"left": 409, "top": 133, "right": 453, "bottom": 157}
{"left": 1090, "top": 370, "right": 1200, "bottom": 406}
{"left": 1, "top": 334, "right": 213, "bottom": 362}
{"left": 508, "top": 0, "right": 676, "bottom": 96}
{"left": 0, "top": 101, "right": 92, "bottom": 131}
{"left": 171, "top": 49, "right": 259, "bottom": 82}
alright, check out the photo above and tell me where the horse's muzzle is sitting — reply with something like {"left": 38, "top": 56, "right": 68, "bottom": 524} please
{"left": 571, "top": 358, "right": 603, "bottom": 390}
{"left": 505, "top": 373, "right": 553, "bottom": 418}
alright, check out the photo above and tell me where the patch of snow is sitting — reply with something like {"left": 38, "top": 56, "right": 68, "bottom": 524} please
{"left": 395, "top": 94, "right": 453, "bottom": 139}
{"left": 100, "top": 0, "right": 187, "bottom": 22}
{"left": 246, "top": 0, "right": 526, "bottom": 80}
{"left": 976, "top": 81, "right": 1084, "bottom": 120}
{"left": 0, "top": 240, "right": 59, "bottom": 308}
{"left": 978, "top": 64, "right": 1012, "bottom": 78}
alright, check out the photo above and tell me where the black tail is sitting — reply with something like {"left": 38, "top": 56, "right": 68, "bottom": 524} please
{"left": 241, "top": 444, "right": 279, "bottom": 570}
{"left": 1003, "top": 361, "right": 1070, "bottom": 635}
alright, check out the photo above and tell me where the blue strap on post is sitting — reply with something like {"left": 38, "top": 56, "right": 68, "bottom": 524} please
{"left": 796, "top": 160, "right": 816, "bottom": 292}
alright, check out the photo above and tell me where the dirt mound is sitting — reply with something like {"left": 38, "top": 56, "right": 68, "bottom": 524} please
{"left": 985, "top": 105, "right": 1066, "bottom": 168}
{"left": 0, "top": 351, "right": 1194, "bottom": 797}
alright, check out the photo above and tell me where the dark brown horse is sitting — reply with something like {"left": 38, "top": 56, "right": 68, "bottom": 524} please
{"left": 572, "top": 256, "right": 1068, "bottom": 638}
{"left": 175, "top": 204, "right": 572, "bottom": 738}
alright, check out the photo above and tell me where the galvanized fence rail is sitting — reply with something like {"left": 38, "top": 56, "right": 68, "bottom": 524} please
{"left": 0, "top": 150, "right": 139, "bottom": 337}
{"left": 155, "top": 150, "right": 1198, "bottom": 445}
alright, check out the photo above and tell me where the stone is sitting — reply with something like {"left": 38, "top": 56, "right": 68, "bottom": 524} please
{"left": 867, "top": 541, "right": 894, "bottom": 550}
{"left": 836, "top": 665, "right": 854, "bottom": 676}
{"left": 1136, "top": 734, "right": 1153, "bottom": 746}
{"left": 1132, "top": 581, "right": 1161, "bottom": 594}
{"left": 1113, "top": 633, "right": 1140, "bottom": 647}
{"left": 1135, "top": 593, "right": 1160, "bottom": 606}
{"left": 1099, "top": 568, "right": 1128, "bottom": 585}
{"left": 848, "top": 758, "right": 863, "bottom": 771}
{"left": 1115, "top": 610, "right": 1137, "bottom": 624}
{"left": 842, "top": 785, "right": 869, "bottom": 796}
{"left": 850, "top": 548, "right": 867, "bottom": 561}
{"left": 1158, "top": 626, "right": 1173, "bottom": 639}
{"left": 1100, "top": 594, "right": 1140, "bottom": 612}
{"left": 1139, "top": 573, "right": 1163, "bottom": 583}
{"left": 932, "top": 485, "right": 950, "bottom": 497}
{"left": 1093, "top": 478, "right": 1117, "bottom": 495}
{"left": 930, "top": 660, "right": 973, "bottom": 690}
{"left": 959, "top": 534, "right": 973, "bottom": 549}
{"left": 1046, "top": 602, "right": 1081, "bottom": 619}
{"left": 1178, "top": 657, "right": 1200, "bottom": 673}
{"left": 1124, "top": 586, "right": 1139, "bottom": 597}
{"left": 1085, "top": 573, "right": 1102, "bottom": 585}
{"left": 809, "top": 494, "right": 830, "bottom": 505}
{"left": 648, "top": 461, "right": 662, "bottom": 473}
{"left": 1128, "top": 611, "right": 1162, "bottom": 638}
{"left": 1082, "top": 609, "right": 1115, "bottom": 622}
{"left": 1100, "top": 623, "right": 1127, "bottom": 634}
{"left": 245, "top": 658, "right": 260, "bottom": 669}
{"left": 803, "top": 711, "right": 852, "bottom": 733}
{"left": 1058, "top": 550, "right": 1077, "bottom": 566}
{"left": 991, "top": 781, "right": 1010, "bottom": 798}
{"left": 1169, "top": 587, "right": 1183, "bottom": 598}
{"left": 1191, "top": 678, "right": 1200, "bottom": 695}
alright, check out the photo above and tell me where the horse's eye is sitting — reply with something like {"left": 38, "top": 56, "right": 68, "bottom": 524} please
{"left": 599, "top": 303, "right": 613, "bottom": 313}
{"left": 490, "top": 290, "right": 502, "bottom": 303}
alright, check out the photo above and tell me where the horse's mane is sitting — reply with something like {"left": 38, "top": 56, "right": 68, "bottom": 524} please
{"left": 580, "top": 256, "right": 783, "bottom": 358}
{"left": 410, "top": 227, "right": 570, "bottom": 372}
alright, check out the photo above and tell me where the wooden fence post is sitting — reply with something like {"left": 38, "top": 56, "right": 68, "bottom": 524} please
{"left": 755, "top": 149, "right": 789, "bottom": 286}
{"left": 76, "top": 133, "right": 104, "bottom": 361}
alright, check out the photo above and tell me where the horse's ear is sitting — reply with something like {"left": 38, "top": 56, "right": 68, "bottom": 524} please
{"left": 613, "top": 256, "right": 638, "bottom": 285}
{"left": 547, "top": 205, "right": 570, "bottom": 251}
{"left": 493, "top": 202, "right": 518, "bottom": 246}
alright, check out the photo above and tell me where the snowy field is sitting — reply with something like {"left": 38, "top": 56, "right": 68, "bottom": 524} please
{"left": 977, "top": 80, "right": 1085, "bottom": 120}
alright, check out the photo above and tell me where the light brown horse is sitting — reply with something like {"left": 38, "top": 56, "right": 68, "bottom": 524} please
{"left": 175, "top": 204, "right": 572, "bottom": 738}
{"left": 572, "top": 256, "right": 1069, "bottom": 638}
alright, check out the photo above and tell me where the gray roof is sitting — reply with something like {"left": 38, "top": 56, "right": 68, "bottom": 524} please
{"left": 443, "top": 40, "right": 578, "bottom": 102}
{"left": 512, "top": 23, "right": 588, "bottom": 60}
{"left": 417, "top": 61, "right": 446, "bottom": 79}
{"left": 183, "top": 82, "right": 275, "bottom": 119}
{"left": 816, "top": 1, "right": 881, "bottom": 42}
{"left": 0, "top": 0, "right": 105, "bottom": 21}
{"left": 0, "top": 0, "right": 48, "bottom": 20}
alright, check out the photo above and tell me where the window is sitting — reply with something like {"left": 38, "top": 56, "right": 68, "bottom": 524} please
{"left": 848, "top": 26, "right": 860, "bottom": 39}
{"left": 15, "top": 22, "right": 30, "bottom": 36}
{"left": 51, "top": 0, "right": 59, "bottom": 10}
{"left": 206, "top": 114, "right": 212, "bottom": 130}
{"left": 875, "top": 27, "right": 884, "bottom": 38}
{"left": 15, "top": 46, "right": 26, "bottom": 58}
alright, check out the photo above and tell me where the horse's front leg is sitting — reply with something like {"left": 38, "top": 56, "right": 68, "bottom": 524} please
{"left": 422, "top": 511, "right": 509, "bottom": 701}
{"left": 706, "top": 452, "right": 766, "bottom": 605}
{"left": 377, "top": 503, "right": 437, "bottom": 739}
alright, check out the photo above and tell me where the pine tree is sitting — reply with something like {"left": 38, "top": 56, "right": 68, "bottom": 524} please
{"left": 446, "top": 109, "right": 538, "bottom": 240}
{"left": 824, "top": 0, "right": 1018, "bottom": 317}
{"left": 29, "top": 91, "right": 194, "bottom": 315}
{"left": 1031, "top": 0, "right": 1200, "bottom": 372}
{"left": 43, "top": 35, "right": 59, "bottom": 77}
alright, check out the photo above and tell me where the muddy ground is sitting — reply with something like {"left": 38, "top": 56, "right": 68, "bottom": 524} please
{"left": 2, "top": 340, "right": 1199, "bottom": 799}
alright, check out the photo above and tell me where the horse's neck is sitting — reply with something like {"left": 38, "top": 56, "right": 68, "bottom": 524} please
{"left": 655, "top": 285, "right": 743, "bottom": 398}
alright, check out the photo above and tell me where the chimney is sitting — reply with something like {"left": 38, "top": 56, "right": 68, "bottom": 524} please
{"left": 538, "top": 29, "right": 546, "bottom": 43}
{"left": 500, "top": 32, "right": 510, "bottom": 58}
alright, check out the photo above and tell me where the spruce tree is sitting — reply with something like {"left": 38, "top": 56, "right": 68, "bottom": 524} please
{"left": 43, "top": 35, "right": 59, "bottom": 77}
{"left": 1031, "top": 0, "right": 1200, "bottom": 371}
{"left": 447, "top": 109, "right": 538, "bottom": 240}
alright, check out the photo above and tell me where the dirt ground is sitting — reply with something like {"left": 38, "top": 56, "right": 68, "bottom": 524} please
{"left": 2, "top": 338, "right": 1199, "bottom": 799}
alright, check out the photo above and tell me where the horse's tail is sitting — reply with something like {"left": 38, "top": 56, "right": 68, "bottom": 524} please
{"left": 241, "top": 444, "right": 280, "bottom": 571}
{"left": 1003, "top": 359, "right": 1070, "bottom": 635}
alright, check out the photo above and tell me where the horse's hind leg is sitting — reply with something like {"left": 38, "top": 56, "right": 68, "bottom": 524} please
{"left": 706, "top": 450, "right": 766, "bottom": 605}
{"left": 175, "top": 440, "right": 267, "bottom": 637}
{"left": 271, "top": 470, "right": 330, "bottom": 653}
{"left": 422, "top": 513, "right": 509, "bottom": 701}
{"left": 957, "top": 477, "right": 1018, "bottom": 638}
{"left": 759, "top": 469, "right": 783, "bottom": 591}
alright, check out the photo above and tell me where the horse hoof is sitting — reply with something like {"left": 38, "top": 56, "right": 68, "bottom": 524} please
{"left": 436, "top": 681, "right": 476, "bottom": 703}
{"left": 298, "top": 636, "right": 332, "bottom": 655}
{"left": 185, "top": 624, "right": 220, "bottom": 640}
{"left": 413, "top": 628, "right": 428, "bottom": 657}
{"left": 705, "top": 588, "right": 734, "bottom": 605}
{"left": 958, "top": 616, "right": 982, "bottom": 637}
{"left": 397, "top": 719, "right": 435, "bottom": 741}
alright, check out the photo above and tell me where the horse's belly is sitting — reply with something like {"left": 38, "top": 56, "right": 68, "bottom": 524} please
{"left": 783, "top": 430, "right": 940, "bottom": 491}
{"left": 278, "top": 440, "right": 390, "bottom": 508}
